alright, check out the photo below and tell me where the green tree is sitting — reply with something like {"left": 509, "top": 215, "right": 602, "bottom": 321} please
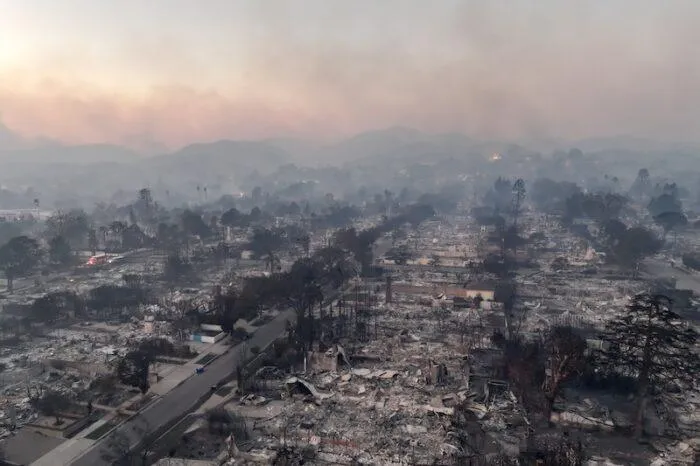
{"left": 116, "top": 349, "right": 154, "bottom": 394}
{"left": 580, "top": 192, "right": 627, "bottom": 222}
{"left": 486, "top": 176, "right": 513, "bottom": 213}
{"left": 32, "top": 390, "right": 72, "bottom": 425}
{"left": 598, "top": 294, "right": 699, "bottom": 439}
{"left": 600, "top": 218, "right": 628, "bottom": 249}
{"left": 249, "top": 206, "right": 262, "bottom": 222}
{"left": 155, "top": 222, "right": 183, "bottom": 253}
{"left": 0, "top": 236, "right": 42, "bottom": 292}
{"left": 45, "top": 209, "right": 90, "bottom": 249}
{"left": 48, "top": 235, "right": 73, "bottom": 267}
{"left": 0, "top": 219, "right": 23, "bottom": 246}
{"left": 121, "top": 224, "right": 148, "bottom": 250}
{"left": 648, "top": 193, "right": 682, "bottom": 217}
{"left": 221, "top": 207, "right": 244, "bottom": 228}
{"left": 312, "top": 246, "right": 357, "bottom": 290}
{"left": 333, "top": 227, "right": 379, "bottom": 275}
{"left": 31, "top": 294, "right": 61, "bottom": 323}
{"left": 181, "top": 210, "right": 211, "bottom": 238}
{"left": 31, "top": 291, "right": 84, "bottom": 323}
{"left": 263, "top": 260, "right": 326, "bottom": 351}
{"left": 247, "top": 228, "right": 285, "bottom": 260}
{"left": 530, "top": 178, "right": 582, "bottom": 215}
{"left": 612, "top": 227, "right": 661, "bottom": 274}
{"left": 653, "top": 211, "right": 687, "bottom": 241}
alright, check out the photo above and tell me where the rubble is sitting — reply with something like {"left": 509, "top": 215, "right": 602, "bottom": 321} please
{"left": 200, "top": 212, "right": 700, "bottom": 465}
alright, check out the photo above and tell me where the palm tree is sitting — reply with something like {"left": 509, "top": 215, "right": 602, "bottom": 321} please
{"left": 108, "top": 221, "right": 127, "bottom": 251}
{"left": 138, "top": 188, "right": 152, "bottom": 208}
{"left": 98, "top": 226, "right": 108, "bottom": 249}
{"left": 88, "top": 228, "right": 98, "bottom": 255}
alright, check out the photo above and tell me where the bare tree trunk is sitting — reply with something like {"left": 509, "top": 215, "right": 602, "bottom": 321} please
{"left": 634, "top": 306, "right": 656, "bottom": 440}
{"left": 544, "top": 394, "right": 555, "bottom": 426}
{"left": 634, "top": 380, "right": 649, "bottom": 440}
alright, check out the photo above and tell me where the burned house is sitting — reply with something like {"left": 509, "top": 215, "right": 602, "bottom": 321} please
{"left": 305, "top": 343, "right": 350, "bottom": 373}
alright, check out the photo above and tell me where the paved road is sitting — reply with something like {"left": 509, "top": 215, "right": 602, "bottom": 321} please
{"left": 643, "top": 258, "right": 700, "bottom": 294}
{"left": 69, "top": 308, "right": 295, "bottom": 466}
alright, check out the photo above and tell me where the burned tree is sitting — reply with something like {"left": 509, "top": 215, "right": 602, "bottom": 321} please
{"left": 541, "top": 327, "right": 587, "bottom": 421}
{"left": 598, "top": 293, "right": 699, "bottom": 439}
{"left": 494, "top": 282, "right": 520, "bottom": 339}
{"left": 0, "top": 236, "right": 42, "bottom": 293}
{"left": 32, "top": 390, "right": 73, "bottom": 425}
{"left": 520, "top": 432, "right": 586, "bottom": 466}
{"left": 449, "top": 402, "right": 500, "bottom": 463}
{"left": 207, "top": 407, "right": 249, "bottom": 442}
{"left": 162, "top": 254, "right": 195, "bottom": 286}
{"left": 502, "top": 338, "right": 546, "bottom": 422}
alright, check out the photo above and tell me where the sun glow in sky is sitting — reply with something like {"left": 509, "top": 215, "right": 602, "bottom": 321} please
{"left": 0, "top": 0, "right": 699, "bottom": 149}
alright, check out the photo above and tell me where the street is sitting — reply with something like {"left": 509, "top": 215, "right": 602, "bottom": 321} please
{"left": 68, "top": 308, "right": 295, "bottom": 466}
{"left": 643, "top": 258, "right": 700, "bottom": 294}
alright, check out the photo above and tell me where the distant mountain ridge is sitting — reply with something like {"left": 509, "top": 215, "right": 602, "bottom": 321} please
{"left": 0, "top": 122, "right": 22, "bottom": 149}
{"left": 1, "top": 119, "right": 698, "bottom": 168}
{"left": 0, "top": 120, "right": 698, "bottom": 210}
{"left": 144, "top": 139, "right": 289, "bottom": 177}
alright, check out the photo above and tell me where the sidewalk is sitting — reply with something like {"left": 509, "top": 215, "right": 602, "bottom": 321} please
{"left": 30, "top": 337, "right": 234, "bottom": 466}
{"left": 151, "top": 337, "right": 232, "bottom": 395}
{"left": 31, "top": 438, "right": 97, "bottom": 466}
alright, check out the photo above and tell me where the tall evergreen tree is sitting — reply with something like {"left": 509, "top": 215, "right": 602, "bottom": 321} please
{"left": 599, "top": 294, "right": 699, "bottom": 439}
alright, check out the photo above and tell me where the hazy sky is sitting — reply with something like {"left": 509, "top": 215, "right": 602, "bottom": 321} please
{"left": 1, "top": 0, "right": 699, "bottom": 150}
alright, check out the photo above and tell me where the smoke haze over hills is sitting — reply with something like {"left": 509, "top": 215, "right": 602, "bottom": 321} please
{"left": 1, "top": 0, "right": 699, "bottom": 150}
